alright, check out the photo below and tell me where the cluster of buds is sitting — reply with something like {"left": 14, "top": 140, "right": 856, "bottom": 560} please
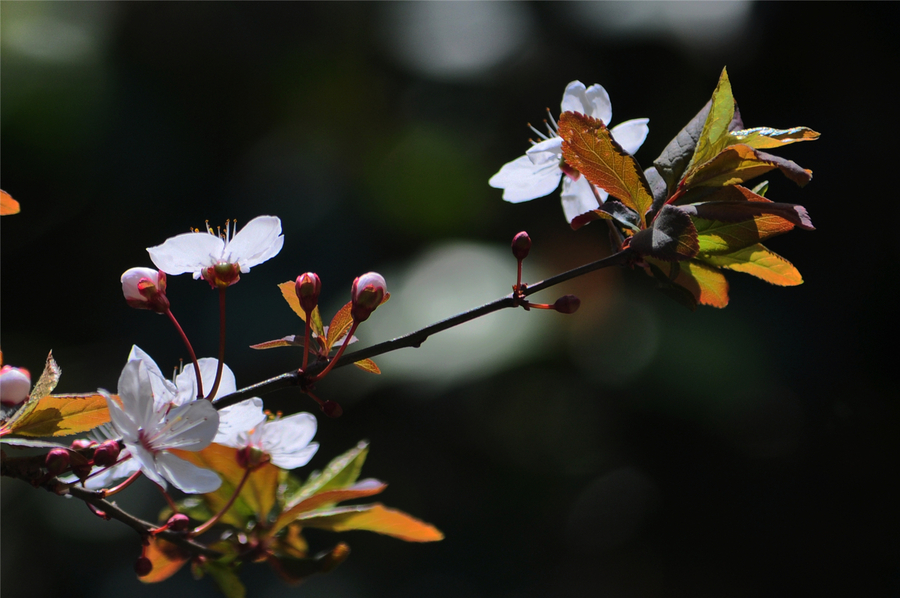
{"left": 509, "top": 231, "right": 580, "bottom": 315}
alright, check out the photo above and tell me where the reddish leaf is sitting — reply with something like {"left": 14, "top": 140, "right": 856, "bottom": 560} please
{"left": 250, "top": 336, "right": 304, "bottom": 350}
{"left": 682, "top": 185, "right": 814, "bottom": 230}
{"left": 326, "top": 302, "right": 354, "bottom": 351}
{"left": 702, "top": 244, "right": 803, "bottom": 286}
{"left": 684, "top": 144, "right": 812, "bottom": 189}
{"left": 559, "top": 111, "right": 655, "bottom": 227}
{"left": 140, "top": 537, "right": 190, "bottom": 583}
{"left": 630, "top": 205, "right": 699, "bottom": 262}
{"left": 296, "top": 503, "right": 444, "bottom": 542}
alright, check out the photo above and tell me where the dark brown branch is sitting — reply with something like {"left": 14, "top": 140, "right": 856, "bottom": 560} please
{"left": 212, "top": 248, "right": 634, "bottom": 410}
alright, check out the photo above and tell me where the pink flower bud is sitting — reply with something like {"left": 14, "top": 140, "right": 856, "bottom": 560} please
{"left": 0, "top": 365, "right": 31, "bottom": 406}
{"left": 351, "top": 272, "right": 386, "bottom": 322}
{"left": 511, "top": 231, "right": 532, "bottom": 261}
{"left": 295, "top": 272, "right": 322, "bottom": 314}
{"left": 201, "top": 262, "right": 242, "bottom": 289}
{"left": 553, "top": 294, "right": 581, "bottom": 314}
{"left": 45, "top": 449, "right": 71, "bottom": 476}
{"left": 134, "top": 556, "right": 153, "bottom": 577}
{"left": 92, "top": 440, "right": 121, "bottom": 467}
{"left": 166, "top": 513, "right": 190, "bottom": 532}
{"left": 70, "top": 439, "right": 97, "bottom": 451}
{"left": 121, "top": 268, "right": 170, "bottom": 313}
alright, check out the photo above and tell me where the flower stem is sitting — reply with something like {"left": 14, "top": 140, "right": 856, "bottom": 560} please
{"left": 310, "top": 321, "right": 359, "bottom": 383}
{"left": 100, "top": 469, "right": 143, "bottom": 498}
{"left": 302, "top": 312, "right": 312, "bottom": 370}
{"left": 166, "top": 308, "right": 204, "bottom": 399}
{"left": 191, "top": 466, "right": 251, "bottom": 536}
{"left": 205, "top": 287, "right": 228, "bottom": 401}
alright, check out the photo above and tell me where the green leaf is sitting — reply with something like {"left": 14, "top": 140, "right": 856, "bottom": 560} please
{"left": 271, "top": 478, "right": 388, "bottom": 535}
{"left": 690, "top": 68, "right": 736, "bottom": 171}
{"left": 288, "top": 441, "right": 370, "bottom": 506}
{"left": 629, "top": 205, "right": 699, "bottom": 262}
{"left": 751, "top": 180, "right": 769, "bottom": 197}
{"left": 296, "top": 503, "right": 444, "bottom": 542}
{"left": 559, "top": 111, "right": 655, "bottom": 227}
{"left": 683, "top": 144, "right": 813, "bottom": 189}
{"left": 701, "top": 244, "right": 803, "bottom": 286}
{"left": 728, "top": 126, "right": 820, "bottom": 149}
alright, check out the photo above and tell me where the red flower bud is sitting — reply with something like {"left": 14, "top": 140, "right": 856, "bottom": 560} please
{"left": 0, "top": 365, "right": 31, "bottom": 406}
{"left": 350, "top": 272, "right": 386, "bottom": 323}
{"left": 121, "top": 268, "right": 170, "bottom": 313}
{"left": 295, "top": 272, "right": 322, "bottom": 314}
{"left": 70, "top": 439, "right": 96, "bottom": 451}
{"left": 134, "top": 556, "right": 153, "bottom": 577}
{"left": 45, "top": 448, "right": 71, "bottom": 476}
{"left": 201, "top": 262, "right": 242, "bottom": 289}
{"left": 553, "top": 294, "right": 581, "bottom": 314}
{"left": 511, "top": 231, "right": 532, "bottom": 261}
{"left": 167, "top": 513, "right": 191, "bottom": 532}
{"left": 321, "top": 400, "right": 343, "bottom": 418}
{"left": 92, "top": 440, "right": 121, "bottom": 467}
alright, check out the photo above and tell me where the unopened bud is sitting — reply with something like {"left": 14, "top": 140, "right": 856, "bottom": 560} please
{"left": 553, "top": 294, "right": 581, "bottom": 314}
{"left": 201, "top": 262, "right": 241, "bottom": 289}
{"left": 92, "top": 440, "right": 121, "bottom": 467}
{"left": 71, "top": 462, "right": 93, "bottom": 480}
{"left": 121, "top": 268, "right": 170, "bottom": 313}
{"left": 0, "top": 365, "right": 31, "bottom": 406}
{"left": 295, "top": 272, "right": 322, "bottom": 314}
{"left": 70, "top": 439, "right": 96, "bottom": 451}
{"left": 45, "top": 449, "right": 71, "bottom": 476}
{"left": 167, "top": 513, "right": 191, "bottom": 532}
{"left": 511, "top": 231, "right": 532, "bottom": 261}
{"left": 322, "top": 400, "right": 343, "bottom": 418}
{"left": 134, "top": 556, "right": 153, "bottom": 577}
{"left": 350, "top": 272, "right": 386, "bottom": 322}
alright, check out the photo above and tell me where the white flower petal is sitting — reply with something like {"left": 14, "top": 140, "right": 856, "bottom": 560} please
{"left": 221, "top": 216, "right": 283, "bottom": 271}
{"left": 83, "top": 455, "right": 140, "bottom": 490}
{"left": 610, "top": 118, "right": 650, "bottom": 156}
{"left": 489, "top": 155, "right": 563, "bottom": 203}
{"left": 128, "top": 345, "right": 177, "bottom": 405}
{"left": 215, "top": 398, "right": 266, "bottom": 445}
{"left": 116, "top": 360, "right": 156, "bottom": 431}
{"left": 261, "top": 413, "right": 318, "bottom": 469}
{"left": 174, "top": 359, "right": 235, "bottom": 405}
{"left": 525, "top": 136, "right": 563, "bottom": 165}
{"left": 129, "top": 443, "right": 168, "bottom": 489}
{"left": 148, "top": 232, "right": 224, "bottom": 275}
{"left": 561, "top": 81, "right": 612, "bottom": 124}
{"left": 561, "top": 176, "right": 606, "bottom": 224}
{"left": 154, "top": 400, "right": 219, "bottom": 452}
{"left": 155, "top": 451, "right": 222, "bottom": 494}
{"left": 103, "top": 392, "right": 139, "bottom": 443}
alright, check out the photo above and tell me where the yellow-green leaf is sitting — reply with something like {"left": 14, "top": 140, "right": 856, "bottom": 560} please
{"left": 728, "top": 126, "right": 820, "bottom": 150}
{"left": 352, "top": 359, "right": 381, "bottom": 374}
{"left": 2, "top": 394, "right": 110, "bottom": 437}
{"left": 684, "top": 144, "right": 812, "bottom": 189}
{"left": 702, "top": 244, "right": 802, "bottom": 286}
{"left": 692, "top": 213, "right": 797, "bottom": 255}
{"left": 559, "top": 111, "right": 655, "bottom": 227}
{"left": 289, "top": 441, "right": 369, "bottom": 506}
{"left": 296, "top": 503, "right": 444, "bottom": 542}
{"left": 172, "top": 443, "right": 280, "bottom": 527}
{"left": 271, "top": 478, "right": 387, "bottom": 535}
{"left": 691, "top": 67, "right": 735, "bottom": 169}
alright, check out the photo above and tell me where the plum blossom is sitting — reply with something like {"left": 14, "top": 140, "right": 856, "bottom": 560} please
{"left": 101, "top": 358, "right": 221, "bottom": 493}
{"left": 120, "top": 267, "right": 169, "bottom": 313}
{"left": 147, "top": 216, "right": 284, "bottom": 288}
{"left": 215, "top": 399, "right": 319, "bottom": 470}
{"left": 489, "top": 81, "right": 650, "bottom": 224}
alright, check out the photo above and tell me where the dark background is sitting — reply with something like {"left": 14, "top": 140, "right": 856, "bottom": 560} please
{"left": 1, "top": 2, "right": 896, "bottom": 597}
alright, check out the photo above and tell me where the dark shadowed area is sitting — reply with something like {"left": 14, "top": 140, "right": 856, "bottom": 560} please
{"left": 2, "top": 2, "right": 897, "bottom": 596}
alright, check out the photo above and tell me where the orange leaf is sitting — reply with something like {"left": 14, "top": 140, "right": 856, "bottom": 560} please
{"left": 140, "top": 536, "right": 190, "bottom": 583}
{"left": 2, "top": 394, "right": 110, "bottom": 437}
{"left": 0, "top": 190, "right": 20, "bottom": 215}
{"left": 559, "top": 111, "right": 655, "bottom": 227}
{"left": 674, "top": 260, "right": 730, "bottom": 308}
{"left": 326, "top": 302, "right": 354, "bottom": 351}
{"left": 703, "top": 244, "right": 803, "bottom": 286}
{"left": 271, "top": 479, "right": 388, "bottom": 535}
{"left": 278, "top": 281, "right": 324, "bottom": 337}
{"left": 296, "top": 503, "right": 444, "bottom": 542}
